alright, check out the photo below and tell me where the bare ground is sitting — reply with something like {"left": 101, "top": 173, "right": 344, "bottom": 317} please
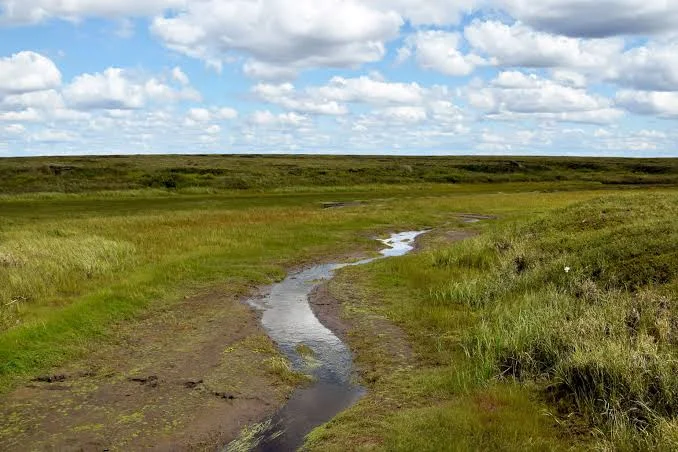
{"left": 0, "top": 289, "right": 297, "bottom": 451}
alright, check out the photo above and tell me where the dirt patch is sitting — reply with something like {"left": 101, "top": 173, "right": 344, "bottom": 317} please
{"left": 0, "top": 289, "right": 296, "bottom": 451}
{"left": 321, "top": 201, "right": 365, "bottom": 209}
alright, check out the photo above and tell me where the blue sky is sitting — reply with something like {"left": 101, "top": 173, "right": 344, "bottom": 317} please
{"left": 1, "top": 0, "right": 677, "bottom": 156}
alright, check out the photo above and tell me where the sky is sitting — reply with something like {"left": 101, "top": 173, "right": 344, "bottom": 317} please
{"left": 1, "top": 0, "right": 677, "bottom": 157}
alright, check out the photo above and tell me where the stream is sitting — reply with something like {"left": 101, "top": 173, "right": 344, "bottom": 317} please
{"left": 236, "top": 231, "right": 428, "bottom": 451}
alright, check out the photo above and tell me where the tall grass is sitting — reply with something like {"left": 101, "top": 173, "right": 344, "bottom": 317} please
{"left": 0, "top": 235, "right": 136, "bottom": 328}
{"left": 427, "top": 193, "right": 678, "bottom": 448}
{"left": 307, "top": 191, "right": 678, "bottom": 450}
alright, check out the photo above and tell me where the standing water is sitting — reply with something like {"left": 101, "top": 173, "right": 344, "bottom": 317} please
{"left": 234, "top": 231, "right": 428, "bottom": 451}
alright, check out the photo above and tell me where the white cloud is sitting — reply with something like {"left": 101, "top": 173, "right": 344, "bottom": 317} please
{"left": 63, "top": 68, "right": 200, "bottom": 110}
{"left": 310, "top": 76, "right": 425, "bottom": 105}
{"left": 205, "top": 124, "right": 221, "bottom": 134}
{"left": 498, "top": 0, "right": 678, "bottom": 38}
{"left": 151, "top": 0, "right": 403, "bottom": 78}
{"left": 253, "top": 83, "right": 348, "bottom": 115}
{"left": 486, "top": 109, "right": 624, "bottom": 125}
{"left": 465, "top": 20, "right": 623, "bottom": 70}
{"left": 215, "top": 107, "right": 238, "bottom": 120}
{"left": 249, "top": 110, "right": 309, "bottom": 127}
{"left": 1, "top": 89, "right": 64, "bottom": 110}
{"left": 398, "top": 31, "right": 481, "bottom": 76}
{"left": 469, "top": 71, "right": 623, "bottom": 124}
{"left": 242, "top": 61, "right": 300, "bottom": 81}
{"left": 0, "top": 0, "right": 185, "bottom": 24}
{"left": 31, "top": 129, "right": 78, "bottom": 143}
{"left": 185, "top": 106, "right": 238, "bottom": 125}
{"left": 371, "top": 0, "right": 479, "bottom": 26}
{"left": 0, "top": 108, "right": 42, "bottom": 122}
{"left": 0, "top": 52, "right": 62, "bottom": 95}
{"left": 607, "top": 41, "right": 678, "bottom": 91}
{"left": 615, "top": 90, "right": 678, "bottom": 117}
{"left": 64, "top": 68, "right": 145, "bottom": 110}
{"left": 377, "top": 106, "right": 428, "bottom": 123}
{"left": 171, "top": 66, "right": 190, "bottom": 86}
{"left": 187, "top": 107, "right": 211, "bottom": 123}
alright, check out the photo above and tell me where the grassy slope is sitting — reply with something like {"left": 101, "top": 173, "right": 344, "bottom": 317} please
{"left": 307, "top": 191, "right": 678, "bottom": 451}
{"left": 1, "top": 154, "right": 678, "bottom": 193}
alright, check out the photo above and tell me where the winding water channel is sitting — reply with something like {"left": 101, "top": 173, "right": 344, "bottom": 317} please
{"left": 239, "top": 231, "right": 428, "bottom": 451}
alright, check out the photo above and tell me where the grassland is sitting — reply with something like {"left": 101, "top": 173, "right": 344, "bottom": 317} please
{"left": 307, "top": 191, "right": 678, "bottom": 451}
{"left": 0, "top": 155, "right": 677, "bottom": 450}
{"left": 2, "top": 154, "right": 678, "bottom": 193}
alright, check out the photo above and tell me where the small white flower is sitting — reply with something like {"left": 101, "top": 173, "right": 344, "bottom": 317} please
{"left": 564, "top": 266, "right": 571, "bottom": 273}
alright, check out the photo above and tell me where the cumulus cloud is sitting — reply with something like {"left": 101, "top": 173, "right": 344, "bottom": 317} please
{"left": 151, "top": 0, "right": 402, "bottom": 78}
{"left": 249, "top": 110, "right": 309, "bottom": 127}
{"left": 465, "top": 20, "right": 623, "bottom": 69}
{"left": 373, "top": 0, "right": 479, "bottom": 26}
{"left": 0, "top": 52, "right": 61, "bottom": 95}
{"left": 607, "top": 41, "right": 678, "bottom": 91}
{"left": 31, "top": 129, "right": 79, "bottom": 143}
{"left": 63, "top": 68, "right": 200, "bottom": 110}
{"left": 309, "top": 76, "right": 425, "bottom": 105}
{"left": 185, "top": 106, "right": 239, "bottom": 125}
{"left": 398, "top": 31, "right": 482, "bottom": 76}
{"left": 252, "top": 83, "right": 348, "bottom": 115}
{"left": 377, "top": 106, "right": 428, "bottom": 123}
{"left": 1, "top": 89, "right": 64, "bottom": 110}
{"left": 469, "top": 71, "right": 623, "bottom": 124}
{"left": 0, "top": 0, "right": 184, "bottom": 24}
{"left": 4, "top": 0, "right": 678, "bottom": 155}
{"left": 498, "top": 0, "right": 678, "bottom": 38}
{"left": 171, "top": 66, "right": 190, "bottom": 86}
{"left": 616, "top": 90, "right": 678, "bottom": 117}
{"left": 186, "top": 107, "right": 211, "bottom": 123}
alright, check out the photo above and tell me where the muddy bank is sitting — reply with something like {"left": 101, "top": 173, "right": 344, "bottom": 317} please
{"left": 0, "top": 290, "right": 297, "bottom": 451}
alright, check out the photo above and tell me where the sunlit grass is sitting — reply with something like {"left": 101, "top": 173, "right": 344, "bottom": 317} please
{"left": 307, "top": 191, "right": 678, "bottom": 450}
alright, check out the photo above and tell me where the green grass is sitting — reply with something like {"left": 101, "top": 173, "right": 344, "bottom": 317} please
{"left": 0, "top": 182, "right": 626, "bottom": 393}
{"left": 2, "top": 154, "right": 678, "bottom": 449}
{"left": 307, "top": 191, "right": 678, "bottom": 450}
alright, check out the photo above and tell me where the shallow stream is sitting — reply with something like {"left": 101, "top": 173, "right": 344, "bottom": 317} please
{"left": 240, "top": 231, "right": 428, "bottom": 451}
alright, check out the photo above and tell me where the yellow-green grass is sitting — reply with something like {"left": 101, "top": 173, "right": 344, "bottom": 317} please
{"left": 0, "top": 184, "right": 631, "bottom": 394}
{"left": 307, "top": 190, "right": 678, "bottom": 450}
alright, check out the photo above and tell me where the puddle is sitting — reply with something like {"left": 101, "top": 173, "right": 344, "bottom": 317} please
{"left": 235, "top": 230, "right": 428, "bottom": 451}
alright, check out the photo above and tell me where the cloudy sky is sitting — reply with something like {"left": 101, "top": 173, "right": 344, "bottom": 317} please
{"left": 1, "top": 0, "right": 677, "bottom": 156}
